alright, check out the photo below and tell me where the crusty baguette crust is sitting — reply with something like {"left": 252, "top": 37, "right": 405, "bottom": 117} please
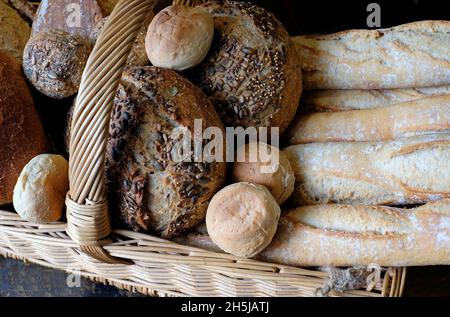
{"left": 283, "top": 134, "right": 450, "bottom": 206}
{"left": 303, "top": 86, "right": 450, "bottom": 112}
{"left": 176, "top": 200, "right": 450, "bottom": 266}
{"left": 261, "top": 200, "right": 450, "bottom": 267}
{"left": 288, "top": 95, "right": 450, "bottom": 144}
{"left": 293, "top": 21, "right": 450, "bottom": 90}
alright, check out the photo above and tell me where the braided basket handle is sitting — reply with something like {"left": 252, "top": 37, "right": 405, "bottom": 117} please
{"left": 66, "top": 0, "right": 156, "bottom": 263}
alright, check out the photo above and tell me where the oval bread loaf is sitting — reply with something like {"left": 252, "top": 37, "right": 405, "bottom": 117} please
{"left": 191, "top": 0, "right": 302, "bottom": 133}
{"left": 106, "top": 66, "right": 226, "bottom": 238}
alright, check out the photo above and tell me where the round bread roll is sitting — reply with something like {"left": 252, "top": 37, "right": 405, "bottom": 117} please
{"left": 13, "top": 154, "right": 69, "bottom": 224}
{"left": 206, "top": 182, "right": 281, "bottom": 258}
{"left": 233, "top": 142, "right": 295, "bottom": 205}
{"left": 23, "top": 30, "right": 92, "bottom": 99}
{"left": 145, "top": 5, "right": 214, "bottom": 71}
{"left": 191, "top": 0, "right": 302, "bottom": 133}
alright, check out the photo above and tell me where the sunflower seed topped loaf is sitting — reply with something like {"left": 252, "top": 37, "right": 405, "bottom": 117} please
{"left": 106, "top": 66, "right": 226, "bottom": 238}
{"left": 190, "top": 0, "right": 302, "bottom": 133}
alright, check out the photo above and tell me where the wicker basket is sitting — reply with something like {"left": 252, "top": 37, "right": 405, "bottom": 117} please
{"left": 0, "top": 0, "right": 407, "bottom": 297}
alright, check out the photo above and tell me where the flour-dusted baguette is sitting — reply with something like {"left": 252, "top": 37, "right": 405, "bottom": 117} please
{"left": 293, "top": 21, "right": 450, "bottom": 90}
{"left": 303, "top": 86, "right": 450, "bottom": 112}
{"left": 176, "top": 200, "right": 450, "bottom": 266}
{"left": 288, "top": 95, "right": 450, "bottom": 144}
{"left": 261, "top": 201, "right": 450, "bottom": 267}
{"left": 283, "top": 134, "right": 450, "bottom": 206}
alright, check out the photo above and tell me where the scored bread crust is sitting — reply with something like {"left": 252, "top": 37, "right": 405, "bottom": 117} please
{"left": 283, "top": 133, "right": 450, "bottom": 206}
{"left": 0, "top": 1, "right": 31, "bottom": 62}
{"left": 293, "top": 20, "right": 450, "bottom": 90}
{"left": 191, "top": 0, "right": 302, "bottom": 134}
{"left": 302, "top": 86, "right": 450, "bottom": 112}
{"left": 0, "top": 51, "right": 48, "bottom": 205}
{"left": 287, "top": 94, "right": 450, "bottom": 144}
{"left": 106, "top": 66, "right": 226, "bottom": 238}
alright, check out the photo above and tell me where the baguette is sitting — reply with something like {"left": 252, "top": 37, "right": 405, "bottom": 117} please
{"left": 262, "top": 201, "right": 450, "bottom": 267}
{"left": 292, "top": 21, "right": 450, "bottom": 90}
{"left": 288, "top": 95, "right": 450, "bottom": 144}
{"left": 303, "top": 86, "right": 450, "bottom": 112}
{"left": 283, "top": 134, "right": 450, "bottom": 206}
{"left": 176, "top": 201, "right": 450, "bottom": 266}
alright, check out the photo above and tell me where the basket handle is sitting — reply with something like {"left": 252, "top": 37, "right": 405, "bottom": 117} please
{"left": 66, "top": 0, "right": 156, "bottom": 263}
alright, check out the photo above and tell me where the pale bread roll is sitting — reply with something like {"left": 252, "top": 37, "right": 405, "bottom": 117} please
{"left": 283, "top": 133, "right": 450, "bottom": 206}
{"left": 302, "top": 86, "right": 450, "bottom": 112}
{"left": 288, "top": 95, "right": 450, "bottom": 144}
{"left": 13, "top": 154, "right": 69, "bottom": 224}
{"left": 145, "top": 5, "right": 214, "bottom": 71}
{"left": 232, "top": 142, "right": 295, "bottom": 205}
{"left": 206, "top": 182, "right": 281, "bottom": 258}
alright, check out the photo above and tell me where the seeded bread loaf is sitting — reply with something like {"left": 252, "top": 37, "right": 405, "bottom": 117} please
{"left": 303, "top": 86, "right": 450, "bottom": 112}
{"left": 283, "top": 133, "right": 450, "bottom": 206}
{"left": 293, "top": 20, "right": 450, "bottom": 90}
{"left": 0, "top": 1, "right": 31, "bottom": 62}
{"left": 0, "top": 51, "right": 48, "bottom": 205}
{"left": 106, "top": 66, "right": 226, "bottom": 238}
{"left": 191, "top": 0, "right": 302, "bottom": 133}
{"left": 288, "top": 95, "right": 450, "bottom": 144}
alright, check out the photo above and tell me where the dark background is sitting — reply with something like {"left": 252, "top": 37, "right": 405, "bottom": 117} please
{"left": 1, "top": 0, "right": 449, "bottom": 297}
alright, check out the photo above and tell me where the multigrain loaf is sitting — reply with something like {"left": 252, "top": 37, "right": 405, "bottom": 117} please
{"left": 283, "top": 133, "right": 450, "bottom": 206}
{"left": 0, "top": 51, "right": 48, "bottom": 205}
{"left": 293, "top": 21, "right": 450, "bottom": 90}
{"left": 176, "top": 200, "right": 450, "bottom": 266}
{"left": 303, "top": 86, "right": 450, "bottom": 112}
{"left": 23, "top": 30, "right": 92, "bottom": 99}
{"left": 0, "top": 1, "right": 31, "bottom": 62}
{"left": 191, "top": 0, "right": 302, "bottom": 133}
{"left": 288, "top": 95, "right": 450, "bottom": 144}
{"left": 106, "top": 66, "right": 226, "bottom": 238}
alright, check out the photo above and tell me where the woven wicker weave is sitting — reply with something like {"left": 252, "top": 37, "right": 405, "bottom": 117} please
{"left": 0, "top": 0, "right": 407, "bottom": 297}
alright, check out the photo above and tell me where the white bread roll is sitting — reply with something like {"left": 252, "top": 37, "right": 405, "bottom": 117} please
{"left": 206, "top": 182, "right": 280, "bottom": 258}
{"left": 145, "top": 5, "right": 214, "bottom": 71}
{"left": 232, "top": 142, "right": 295, "bottom": 205}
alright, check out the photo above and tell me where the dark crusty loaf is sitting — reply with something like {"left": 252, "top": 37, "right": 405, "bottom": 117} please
{"left": 284, "top": 133, "right": 450, "bottom": 206}
{"left": 0, "top": 51, "right": 48, "bottom": 205}
{"left": 191, "top": 0, "right": 302, "bottom": 133}
{"left": 0, "top": 1, "right": 31, "bottom": 62}
{"left": 293, "top": 21, "right": 450, "bottom": 90}
{"left": 106, "top": 66, "right": 227, "bottom": 238}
